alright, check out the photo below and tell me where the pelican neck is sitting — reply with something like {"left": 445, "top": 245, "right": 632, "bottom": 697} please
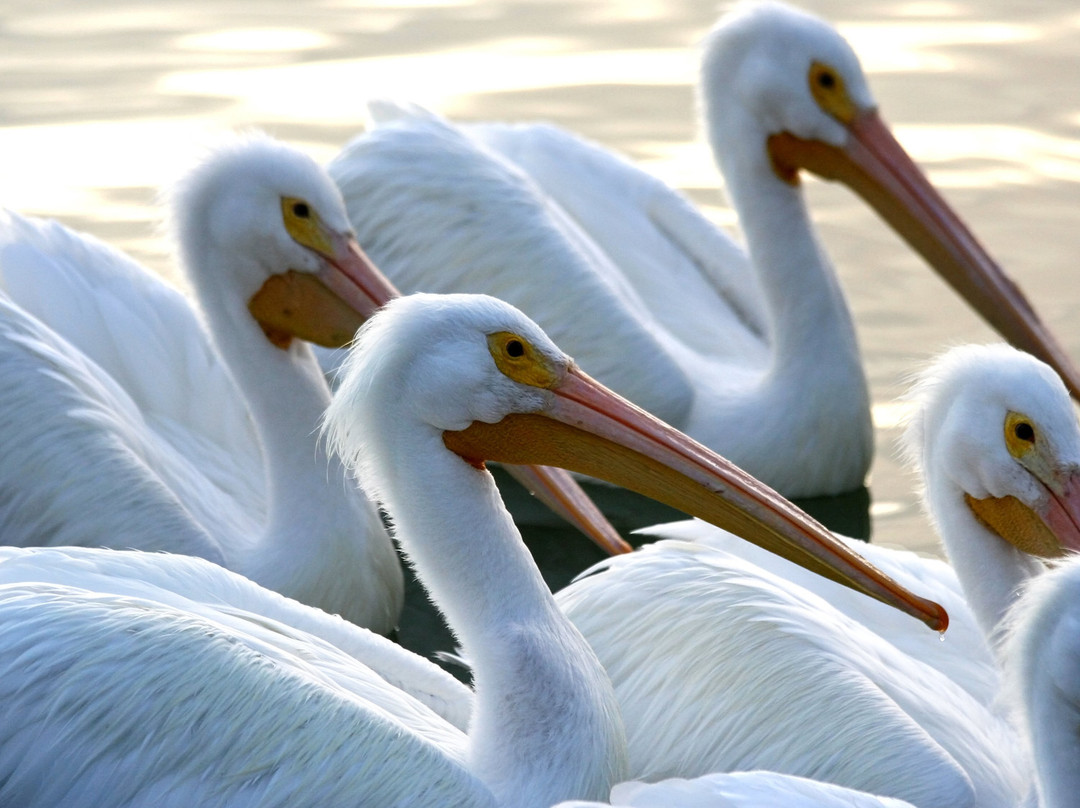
{"left": 373, "top": 420, "right": 626, "bottom": 807}
{"left": 179, "top": 242, "right": 391, "bottom": 614}
{"left": 923, "top": 465, "right": 1046, "bottom": 653}
{"left": 710, "top": 118, "right": 861, "bottom": 377}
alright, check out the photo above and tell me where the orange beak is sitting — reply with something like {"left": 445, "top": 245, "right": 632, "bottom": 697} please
{"left": 1044, "top": 472, "right": 1080, "bottom": 555}
{"left": 445, "top": 364, "right": 949, "bottom": 631}
{"left": 768, "top": 110, "right": 1080, "bottom": 402}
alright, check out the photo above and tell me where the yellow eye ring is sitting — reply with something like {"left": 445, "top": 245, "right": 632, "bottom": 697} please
{"left": 1004, "top": 411, "right": 1037, "bottom": 458}
{"left": 281, "top": 196, "right": 332, "bottom": 255}
{"left": 808, "top": 61, "right": 857, "bottom": 124}
{"left": 487, "top": 331, "right": 559, "bottom": 388}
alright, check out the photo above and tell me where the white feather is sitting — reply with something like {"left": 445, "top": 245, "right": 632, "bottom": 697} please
{"left": 554, "top": 771, "right": 919, "bottom": 807}
{"left": 1002, "top": 554, "right": 1080, "bottom": 808}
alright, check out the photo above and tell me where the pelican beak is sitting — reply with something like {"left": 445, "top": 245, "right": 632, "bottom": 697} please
{"left": 1045, "top": 471, "right": 1080, "bottom": 554}
{"left": 968, "top": 469, "right": 1080, "bottom": 558}
{"left": 767, "top": 111, "right": 1080, "bottom": 402}
{"left": 248, "top": 231, "right": 399, "bottom": 350}
{"left": 248, "top": 229, "right": 630, "bottom": 556}
{"left": 444, "top": 364, "right": 949, "bottom": 631}
{"left": 500, "top": 463, "right": 632, "bottom": 555}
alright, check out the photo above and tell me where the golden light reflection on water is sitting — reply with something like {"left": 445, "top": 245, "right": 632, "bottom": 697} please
{"left": 6, "top": 7, "right": 186, "bottom": 37}
{"left": 324, "top": 0, "right": 476, "bottom": 7}
{"left": 895, "top": 125, "right": 1080, "bottom": 185}
{"left": 157, "top": 46, "right": 695, "bottom": 121}
{"left": 869, "top": 500, "right": 906, "bottom": 519}
{"left": 871, "top": 401, "right": 918, "bottom": 432}
{"left": 839, "top": 21, "right": 1039, "bottom": 72}
{"left": 176, "top": 29, "right": 335, "bottom": 53}
{"left": 5, "top": 20, "right": 1072, "bottom": 239}
{"left": 0, "top": 120, "right": 212, "bottom": 216}
{"left": 2, "top": 7, "right": 1071, "bottom": 234}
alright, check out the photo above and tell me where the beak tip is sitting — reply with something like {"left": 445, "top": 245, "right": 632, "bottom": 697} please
{"left": 926, "top": 600, "right": 949, "bottom": 633}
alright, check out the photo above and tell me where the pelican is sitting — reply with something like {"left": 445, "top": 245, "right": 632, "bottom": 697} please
{"left": 0, "top": 293, "right": 944, "bottom": 807}
{"left": 641, "top": 341, "right": 1080, "bottom": 700}
{"left": 556, "top": 343, "right": 1080, "bottom": 807}
{"left": 0, "top": 135, "right": 627, "bottom": 633}
{"left": 328, "top": 1, "right": 1080, "bottom": 498}
{"left": 1002, "top": 553, "right": 1080, "bottom": 808}
{"left": 0, "top": 135, "right": 407, "bottom": 631}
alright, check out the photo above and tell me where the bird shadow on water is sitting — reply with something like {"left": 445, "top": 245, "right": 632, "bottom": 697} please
{"left": 392, "top": 466, "right": 871, "bottom": 683}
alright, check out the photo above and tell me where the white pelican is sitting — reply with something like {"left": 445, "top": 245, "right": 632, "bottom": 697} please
{"left": 0, "top": 293, "right": 943, "bottom": 807}
{"left": 328, "top": 1, "right": 1080, "bottom": 498}
{"left": 1002, "top": 553, "right": 1080, "bottom": 808}
{"left": 0, "top": 135, "right": 406, "bottom": 632}
{"left": 641, "top": 342, "right": 1080, "bottom": 694}
{"left": 0, "top": 135, "right": 628, "bottom": 634}
{"left": 556, "top": 343, "right": 1080, "bottom": 807}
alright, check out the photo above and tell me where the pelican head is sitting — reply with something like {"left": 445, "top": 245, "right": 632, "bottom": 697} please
{"left": 702, "top": 2, "right": 873, "bottom": 154}
{"left": 326, "top": 292, "right": 948, "bottom": 630}
{"left": 905, "top": 344, "right": 1080, "bottom": 560}
{"left": 170, "top": 133, "right": 397, "bottom": 350}
{"left": 701, "top": 1, "right": 1080, "bottom": 400}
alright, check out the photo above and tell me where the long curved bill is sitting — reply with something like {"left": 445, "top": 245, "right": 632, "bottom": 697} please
{"left": 767, "top": 111, "right": 1080, "bottom": 402}
{"left": 501, "top": 464, "right": 632, "bottom": 555}
{"left": 247, "top": 231, "right": 630, "bottom": 555}
{"left": 444, "top": 364, "right": 949, "bottom": 631}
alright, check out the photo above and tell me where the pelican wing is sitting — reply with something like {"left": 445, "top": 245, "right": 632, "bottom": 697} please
{"left": 0, "top": 293, "right": 235, "bottom": 559}
{"left": 0, "top": 572, "right": 488, "bottom": 808}
{"left": 329, "top": 103, "right": 714, "bottom": 427}
{"left": 559, "top": 541, "right": 1027, "bottom": 808}
{"left": 612, "top": 773, "right": 920, "bottom": 807}
{"left": 638, "top": 519, "right": 1000, "bottom": 704}
{"left": 0, "top": 209, "right": 262, "bottom": 489}
{"left": 555, "top": 771, "right": 920, "bottom": 807}
{"left": 465, "top": 117, "right": 769, "bottom": 347}
{"left": 0, "top": 545, "right": 472, "bottom": 728}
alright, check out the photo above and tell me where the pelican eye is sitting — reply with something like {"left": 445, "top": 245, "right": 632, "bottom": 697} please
{"left": 281, "top": 196, "right": 333, "bottom": 255}
{"left": 487, "top": 331, "right": 559, "bottom": 388}
{"left": 808, "top": 60, "right": 857, "bottom": 124}
{"left": 1005, "top": 411, "right": 1037, "bottom": 457}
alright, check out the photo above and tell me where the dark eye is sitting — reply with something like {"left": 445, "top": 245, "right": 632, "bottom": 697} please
{"left": 1014, "top": 421, "right": 1035, "bottom": 443}
{"left": 817, "top": 70, "right": 836, "bottom": 89}
{"left": 292, "top": 201, "right": 310, "bottom": 219}
{"left": 506, "top": 339, "right": 525, "bottom": 358}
